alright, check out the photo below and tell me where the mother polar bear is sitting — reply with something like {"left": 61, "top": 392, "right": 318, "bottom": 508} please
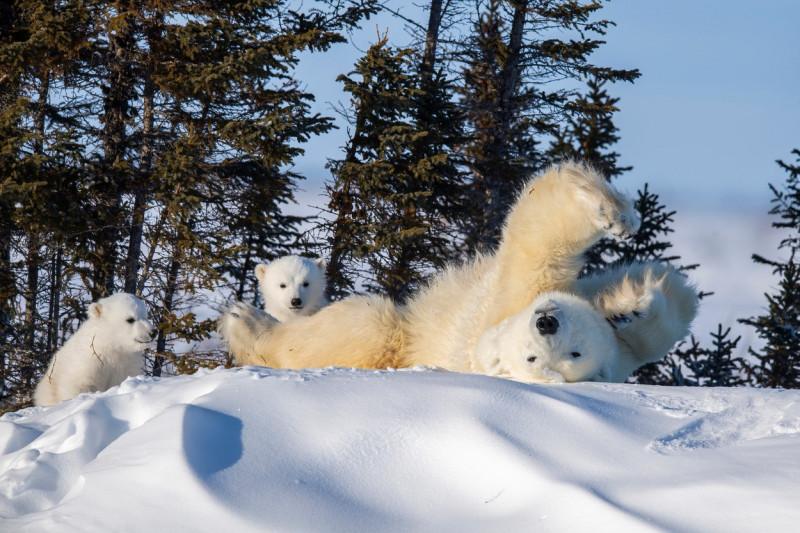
{"left": 219, "top": 162, "right": 698, "bottom": 383}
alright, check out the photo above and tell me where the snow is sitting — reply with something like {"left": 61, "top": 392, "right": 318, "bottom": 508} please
{"left": 2, "top": 367, "right": 799, "bottom": 532}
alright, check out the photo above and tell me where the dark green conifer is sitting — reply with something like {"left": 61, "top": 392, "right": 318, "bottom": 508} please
{"left": 541, "top": 71, "right": 728, "bottom": 386}
{"left": 325, "top": 33, "right": 457, "bottom": 300}
{"left": 674, "top": 326, "right": 746, "bottom": 387}
{"left": 548, "top": 77, "right": 631, "bottom": 179}
{"left": 583, "top": 184, "right": 685, "bottom": 275}
{"left": 740, "top": 150, "right": 800, "bottom": 388}
{"left": 458, "top": 0, "right": 639, "bottom": 254}
{"left": 0, "top": 0, "right": 379, "bottom": 406}
{"left": 0, "top": 0, "right": 94, "bottom": 404}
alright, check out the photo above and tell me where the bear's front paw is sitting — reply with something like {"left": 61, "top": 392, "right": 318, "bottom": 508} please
{"left": 606, "top": 310, "right": 647, "bottom": 331}
{"left": 598, "top": 268, "right": 666, "bottom": 330}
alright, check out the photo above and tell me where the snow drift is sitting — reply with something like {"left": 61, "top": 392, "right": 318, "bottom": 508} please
{"left": 1, "top": 367, "right": 799, "bottom": 532}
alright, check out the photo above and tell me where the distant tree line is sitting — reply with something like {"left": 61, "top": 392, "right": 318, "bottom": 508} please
{"left": 1, "top": 0, "right": 796, "bottom": 409}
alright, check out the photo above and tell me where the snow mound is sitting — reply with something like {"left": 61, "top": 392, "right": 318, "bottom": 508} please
{"left": 2, "top": 367, "right": 800, "bottom": 532}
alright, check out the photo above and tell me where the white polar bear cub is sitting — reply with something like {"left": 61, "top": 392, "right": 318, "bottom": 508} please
{"left": 255, "top": 255, "right": 328, "bottom": 322}
{"left": 34, "top": 293, "right": 156, "bottom": 406}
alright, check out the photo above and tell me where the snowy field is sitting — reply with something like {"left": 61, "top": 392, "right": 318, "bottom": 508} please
{"left": 2, "top": 366, "right": 799, "bottom": 532}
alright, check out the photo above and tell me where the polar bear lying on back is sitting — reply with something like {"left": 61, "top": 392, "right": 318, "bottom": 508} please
{"left": 476, "top": 262, "right": 695, "bottom": 382}
{"left": 34, "top": 293, "right": 156, "bottom": 406}
{"left": 219, "top": 162, "right": 698, "bottom": 383}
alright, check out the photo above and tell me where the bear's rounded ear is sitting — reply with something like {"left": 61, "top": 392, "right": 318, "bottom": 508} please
{"left": 254, "top": 263, "right": 269, "bottom": 281}
{"left": 314, "top": 258, "right": 327, "bottom": 270}
{"left": 88, "top": 302, "right": 103, "bottom": 319}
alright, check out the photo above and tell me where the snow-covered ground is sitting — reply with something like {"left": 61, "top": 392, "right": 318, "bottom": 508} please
{"left": 2, "top": 366, "right": 799, "bottom": 532}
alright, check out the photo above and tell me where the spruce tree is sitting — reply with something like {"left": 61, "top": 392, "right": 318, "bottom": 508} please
{"left": 458, "top": 0, "right": 639, "bottom": 254}
{"left": 459, "top": 0, "right": 535, "bottom": 253}
{"left": 126, "top": 0, "right": 379, "bottom": 373}
{"left": 548, "top": 77, "right": 631, "bottom": 179}
{"left": 385, "top": 0, "right": 468, "bottom": 258}
{"left": 0, "top": 0, "right": 379, "bottom": 407}
{"left": 411, "top": 0, "right": 467, "bottom": 258}
{"left": 740, "top": 150, "right": 800, "bottom": 388}
{"left": 0, "top": 1, "right": 21, "bottom": 398}
{"left": 325, "top": 33, "right": 457, "bottom": 300}
{"left": 583, "top": 184, "right": 685, "bottom": 275}
{"left": 542, "top": 76, "right": 682, "bottom": 275}
{"left": 0, "top": 0, "right": 95, "bottom": 404}
{"left": 0, "top": 0, "right": 22, "bottom": 387}
{"left": 670, "top": 326, "right": 746, "bottom": 387}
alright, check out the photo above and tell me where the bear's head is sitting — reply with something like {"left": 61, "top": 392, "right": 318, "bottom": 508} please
{"left": 255, "top": 256, "right": 327, "bottom": 320}
{"left": 87, "top": 293, "right": 156, "bottom": 355}
{"left": 476, "top": 292, "right": 618, "bottom": 383}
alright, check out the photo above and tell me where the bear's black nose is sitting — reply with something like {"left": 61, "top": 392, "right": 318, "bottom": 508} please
{"left": 291, "top": 298, "right": 302, "bottom": 307}
{"left": 535, "top": 315, "right": 559, "bottom": 335}
{"left": 150, "top": 328, "right": 158, "bottom": 339}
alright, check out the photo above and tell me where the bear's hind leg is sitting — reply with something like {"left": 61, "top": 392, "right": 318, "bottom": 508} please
{"left": 218, "top": 302, "right": 277, "bottom": 366}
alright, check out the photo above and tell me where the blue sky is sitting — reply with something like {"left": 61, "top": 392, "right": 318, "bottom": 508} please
{"left": 295, "top": 0, "right": 799, "bottom": 213}
{"left": 591, "top": 0, "right": 800, "bottom": 211}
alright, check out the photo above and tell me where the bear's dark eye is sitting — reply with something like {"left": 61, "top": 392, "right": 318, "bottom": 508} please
{"left": 571, "top": 351, "right": 582, "bottom": 358}
{"left": 527, "top": 356, "right": 537, "bottom": 363}
{"left": 279, "top": 283, "right": 287, "bottom": 289}
{"left": 127, "top": 317, "right": 135, "bottom": 324}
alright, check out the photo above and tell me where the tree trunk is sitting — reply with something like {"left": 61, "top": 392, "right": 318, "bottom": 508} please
{"left": 499, "top": 1, "right": 526, "bottom": 131}
{"left": 0, "top": 215, "right": 12, "bottom": 397}
{"left": 325, "top": 179, "right": 355, "bottom": 299}
{"left": 236, "top": 233, "right": 255, "bottom": 303}
{"left": 124, "top": 191, "right": 146, "bottom": 294}
{"left": 124, "top": 17, "right": 158, "bottom": 295}
{"left": 21, "top": 71, "right": 51, "bottom": 382}
{"left": 326, "top": 101, "right": 367, "bottom": 298}
{"left": 22, "top": 236, "right": 40, "bottom": 387}
{"left": 47, "top": 247, "right": 63, "bottom": 351}
{"left": 473, "top": 0, "right": 527, "bottom": 254}
{"left": 0, "top": 0, "right": 17, "bottom": 397}
{"left": 95, "top": 0, "right": 137, "bottom": 298}
{"left": 153, "top": 256, "right": 181, "bottom": 377}
{"left": 420, "top": 0, "right": 444, "bottom": 81}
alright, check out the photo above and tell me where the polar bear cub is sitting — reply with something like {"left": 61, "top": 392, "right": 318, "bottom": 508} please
{"left": 34, "top": 293, "right": 156, "bottom": 406}
{"left": 255, "top": 255, "right": 328, "bottom": 322}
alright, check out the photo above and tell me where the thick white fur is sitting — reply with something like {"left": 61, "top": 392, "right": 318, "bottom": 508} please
{"left": 34, "top": 293, "right": 155, "bottom": 406}
{"left": 255, "top": 256, "right": 328, "bottom": 322}
{"left": 219, "top": 162, "right": 697, "bottom": 382}
{"left": 476, "top": 263, "right": 698, "bottom": 383}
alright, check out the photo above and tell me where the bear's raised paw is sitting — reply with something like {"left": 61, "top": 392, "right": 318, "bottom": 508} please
{"left": 570, "top": 168, "right": 640, "bottom": 241}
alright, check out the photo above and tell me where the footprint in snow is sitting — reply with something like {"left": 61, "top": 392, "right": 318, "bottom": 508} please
{"left": 650, "top": 397, "right": 800, "bottom": 453}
